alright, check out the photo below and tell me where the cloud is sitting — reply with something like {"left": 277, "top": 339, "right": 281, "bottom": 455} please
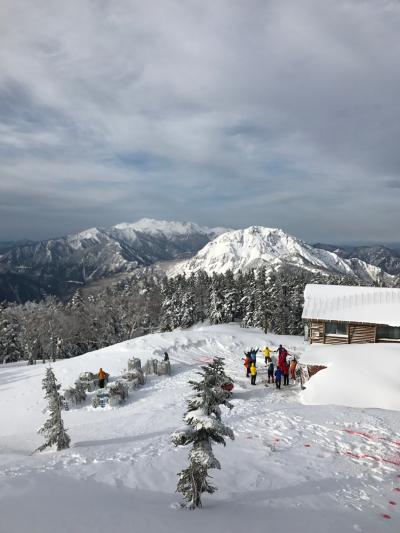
{"left": 0, "top": 0, "right": 400, "bottom": 242}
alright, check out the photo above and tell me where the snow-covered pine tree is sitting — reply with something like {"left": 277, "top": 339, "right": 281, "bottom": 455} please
{"left": 190, "top": 271, "right": 210, "bottom": 323}
{"left": 207, "top": 355, "right": 234, "bottom": 392}
{"left": 0, "top": 304, "right": 20, "bottom": 363}
{"left": 172, "top": 357, "right": 234, "bottom": 509}
{"left": 208, "top": 275, "right": 226, "bottom": 324}
{"left": 160, "top": 278, "right": 184, "bottom": 331}
{"left": 240, "top": 270, "right": 256, "bottom": 328}
{"left": 221, "top": 270, "right": 240, "bottom": 323}
{"left": 37, "top": 366, "right": 70, "bottom": 452}
{"left": 251, "top": 267, "right": 268, "bottom": 331}
{"left": 179, "top": 290, "right": 198, "bottom": 328}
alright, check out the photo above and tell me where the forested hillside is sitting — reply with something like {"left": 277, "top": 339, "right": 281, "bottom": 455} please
{"left": 0, "top": 266, "right": 359, "bottom": 364}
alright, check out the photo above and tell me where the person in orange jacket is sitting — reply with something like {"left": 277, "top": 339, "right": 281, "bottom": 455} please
{"left": 98, "top": 368, "right": 107, "bottom": 389}
{"left": 290, "top": 357, "right": 297, "bottom": 381}
{"left": 243, "top": 354, "right": 251, "bottom": 377}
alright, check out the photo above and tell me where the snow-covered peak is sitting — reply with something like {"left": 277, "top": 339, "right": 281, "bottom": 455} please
{"left": 113, "top": 218, "right": 229, "bottom": 239}
{"left": 73, "top": 227, "right": 103, "bottom": 240}
{"left": 66, "top": 227, "right": 106, "bottom": 249}
{"left": 115, "top": 218, "right": 204, "bottom": 237}
{"left": 169, "top": 225, "right": 393, "bottom": 284}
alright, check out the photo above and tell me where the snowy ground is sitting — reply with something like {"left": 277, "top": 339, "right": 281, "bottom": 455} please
{"left": 0, "top": 323, "right": 399, "bottom": 533}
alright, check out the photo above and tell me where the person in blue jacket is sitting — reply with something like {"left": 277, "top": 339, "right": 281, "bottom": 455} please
{"left": 274, "top": 367, "right": 282, "bottom": 389}
{"left": 250, "top": 347, "right": 258, "bottom": 366}
{"left": 267, "top": 359, "right": 275, "bottom": 383}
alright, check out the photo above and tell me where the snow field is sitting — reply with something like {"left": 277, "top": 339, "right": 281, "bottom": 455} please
{"left": 0, "top": 323, "right": 399, "bottom": 533}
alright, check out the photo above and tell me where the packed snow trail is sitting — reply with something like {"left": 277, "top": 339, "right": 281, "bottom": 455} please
{"left": 0, "top": 324, "right": 398, "bottom": 533}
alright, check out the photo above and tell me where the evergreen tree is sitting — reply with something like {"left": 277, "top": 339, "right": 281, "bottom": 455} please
{"left": 160, "top": 278, "right": 182, "bottom": 331}
{"left": 37, "top": 366, "right": 70, "bottom": 452}
{"left": 240, "top": 270, "right": 256, "bottom": 328}
{"left": 179, "top": 289, "right": 198, "bottom": 328}
{"left": 0, "top": 304, "right": 20, "bottom": 363}
{"left": 172, "top": 357, "right": 234, "bottom": 509}
{"left": 252, "top": 267, "right": 268, "bottom": 330}
{"left": 221, "top": 271, "right": 240, "bottom": 322}
{"left": 191, "top": 271, "right": 211, "bottom": 322}
{"left": 209, "top": 279, "right": 225, "bottom": 324}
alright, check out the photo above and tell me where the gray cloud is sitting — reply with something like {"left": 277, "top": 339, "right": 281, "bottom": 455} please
{"left": 0, "top": 0, "right": 400, "bottom": 243}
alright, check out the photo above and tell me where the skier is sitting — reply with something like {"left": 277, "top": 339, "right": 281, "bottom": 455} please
{"left": 98, "top": 368, "right": 107, "bottom": 389}
{"left": 267, "top": 359, "right": 275, "bottom": 383}
{"left": 250, "top": 362, "right": 257, "bottom": 385}
{"left": 243, "top": 353, "right": 252, "bottom": 377}
{"left": 274, "top": 367, "right": 282, "bottom": 389}
{"left": 290, "top": 356, "right": 297, "bottom": 381}
{"left": 164, "top": 352, "right": 169, "bottom": 362}
{"left": 262, "top": 346, "right": 272, "bottom": 365}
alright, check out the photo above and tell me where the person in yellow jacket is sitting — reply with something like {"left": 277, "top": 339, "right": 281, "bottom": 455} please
{"left": 250, "top": 362, "right": 257, "bottom": 386}
{"left": 262, "top": 346, "right": 272, "bottom": 366}
{"left": 98, "top": 367, "right": 107, "bottom": 389}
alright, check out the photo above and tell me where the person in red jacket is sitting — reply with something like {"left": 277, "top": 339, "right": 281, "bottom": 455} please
{"left": 277, "top": 345, "right": 288, "bottom": 372}
{"left": 282, "top": 361, "right": 290, "bottom": 386}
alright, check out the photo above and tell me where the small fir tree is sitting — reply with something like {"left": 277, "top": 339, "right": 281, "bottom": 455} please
{"left": 172, "top": 357, "right": 234, "bottom": 509}
{"left": 37, "top": 366, "right": 70, "bottom": 452}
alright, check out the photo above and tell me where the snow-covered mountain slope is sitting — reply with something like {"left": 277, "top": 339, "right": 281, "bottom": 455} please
{"left": 0, "top": 323, "right": 399, "bottom": 533}
{"left": 170, "top": 226, "right": 394, "bottom": 284}
{"left": 0, "top": 219, "right": 229, "bottom": 302}
{"left": 316, "top": 243, "right": 400, "bottom": 276}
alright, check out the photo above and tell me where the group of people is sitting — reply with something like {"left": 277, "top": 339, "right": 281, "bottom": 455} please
{"left": 243, "top": 345, "right": 298, "bottom": 389}
{"left": 243, "top": 348, "right": 259, "bottom": 384}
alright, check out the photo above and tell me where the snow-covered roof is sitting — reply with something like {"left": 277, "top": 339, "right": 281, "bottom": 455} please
{"left": 302, "top": 284, "right": 400, "bottom": 326}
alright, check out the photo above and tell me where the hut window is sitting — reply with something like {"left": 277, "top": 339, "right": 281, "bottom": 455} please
{"left": 325, "top": 322, "right": 347, "bottom": 336}
{"left": 377, "top": 325, "right": 400, "bottom": 340}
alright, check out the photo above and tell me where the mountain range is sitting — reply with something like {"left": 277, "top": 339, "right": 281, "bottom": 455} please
{"left": 314, "top": 243, "right": 400, "bottom": 276}
{"left": 1, "top": 219, "right": 399, "bottom": 303}
{"left": 0, "top": 219, "right": 227, "bottom": 302}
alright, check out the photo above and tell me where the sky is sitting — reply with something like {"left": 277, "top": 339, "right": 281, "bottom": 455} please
{"left": 1, "top": 0, "right": 400, "bottom": 244}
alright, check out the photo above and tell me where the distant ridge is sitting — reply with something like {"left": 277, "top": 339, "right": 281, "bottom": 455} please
{"left": 0, "top": 219, "right": 229, "bottom": 302}
{"left": 0, "top": 220, "right": 397, "bottom": 303}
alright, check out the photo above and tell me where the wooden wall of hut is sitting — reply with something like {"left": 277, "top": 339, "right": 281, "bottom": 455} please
{"left": 348, "top": 324, "right": 376, "bottom": 343}
{"left": 308, "top": 321, "right": 377, "bottom": 344}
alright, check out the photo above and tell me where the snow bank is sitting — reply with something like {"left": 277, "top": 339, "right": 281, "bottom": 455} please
{"left": 300, "top": 343, "right": 400, "bottom": 411}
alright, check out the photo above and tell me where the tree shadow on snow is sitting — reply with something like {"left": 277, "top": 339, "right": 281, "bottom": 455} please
{"left": 73, "top": 428, "right": 175, "bottom": 449}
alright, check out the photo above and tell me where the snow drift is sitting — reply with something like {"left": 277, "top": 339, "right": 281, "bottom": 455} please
{"left": 300, "top": 343, "right": 400, "bottom": 411}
